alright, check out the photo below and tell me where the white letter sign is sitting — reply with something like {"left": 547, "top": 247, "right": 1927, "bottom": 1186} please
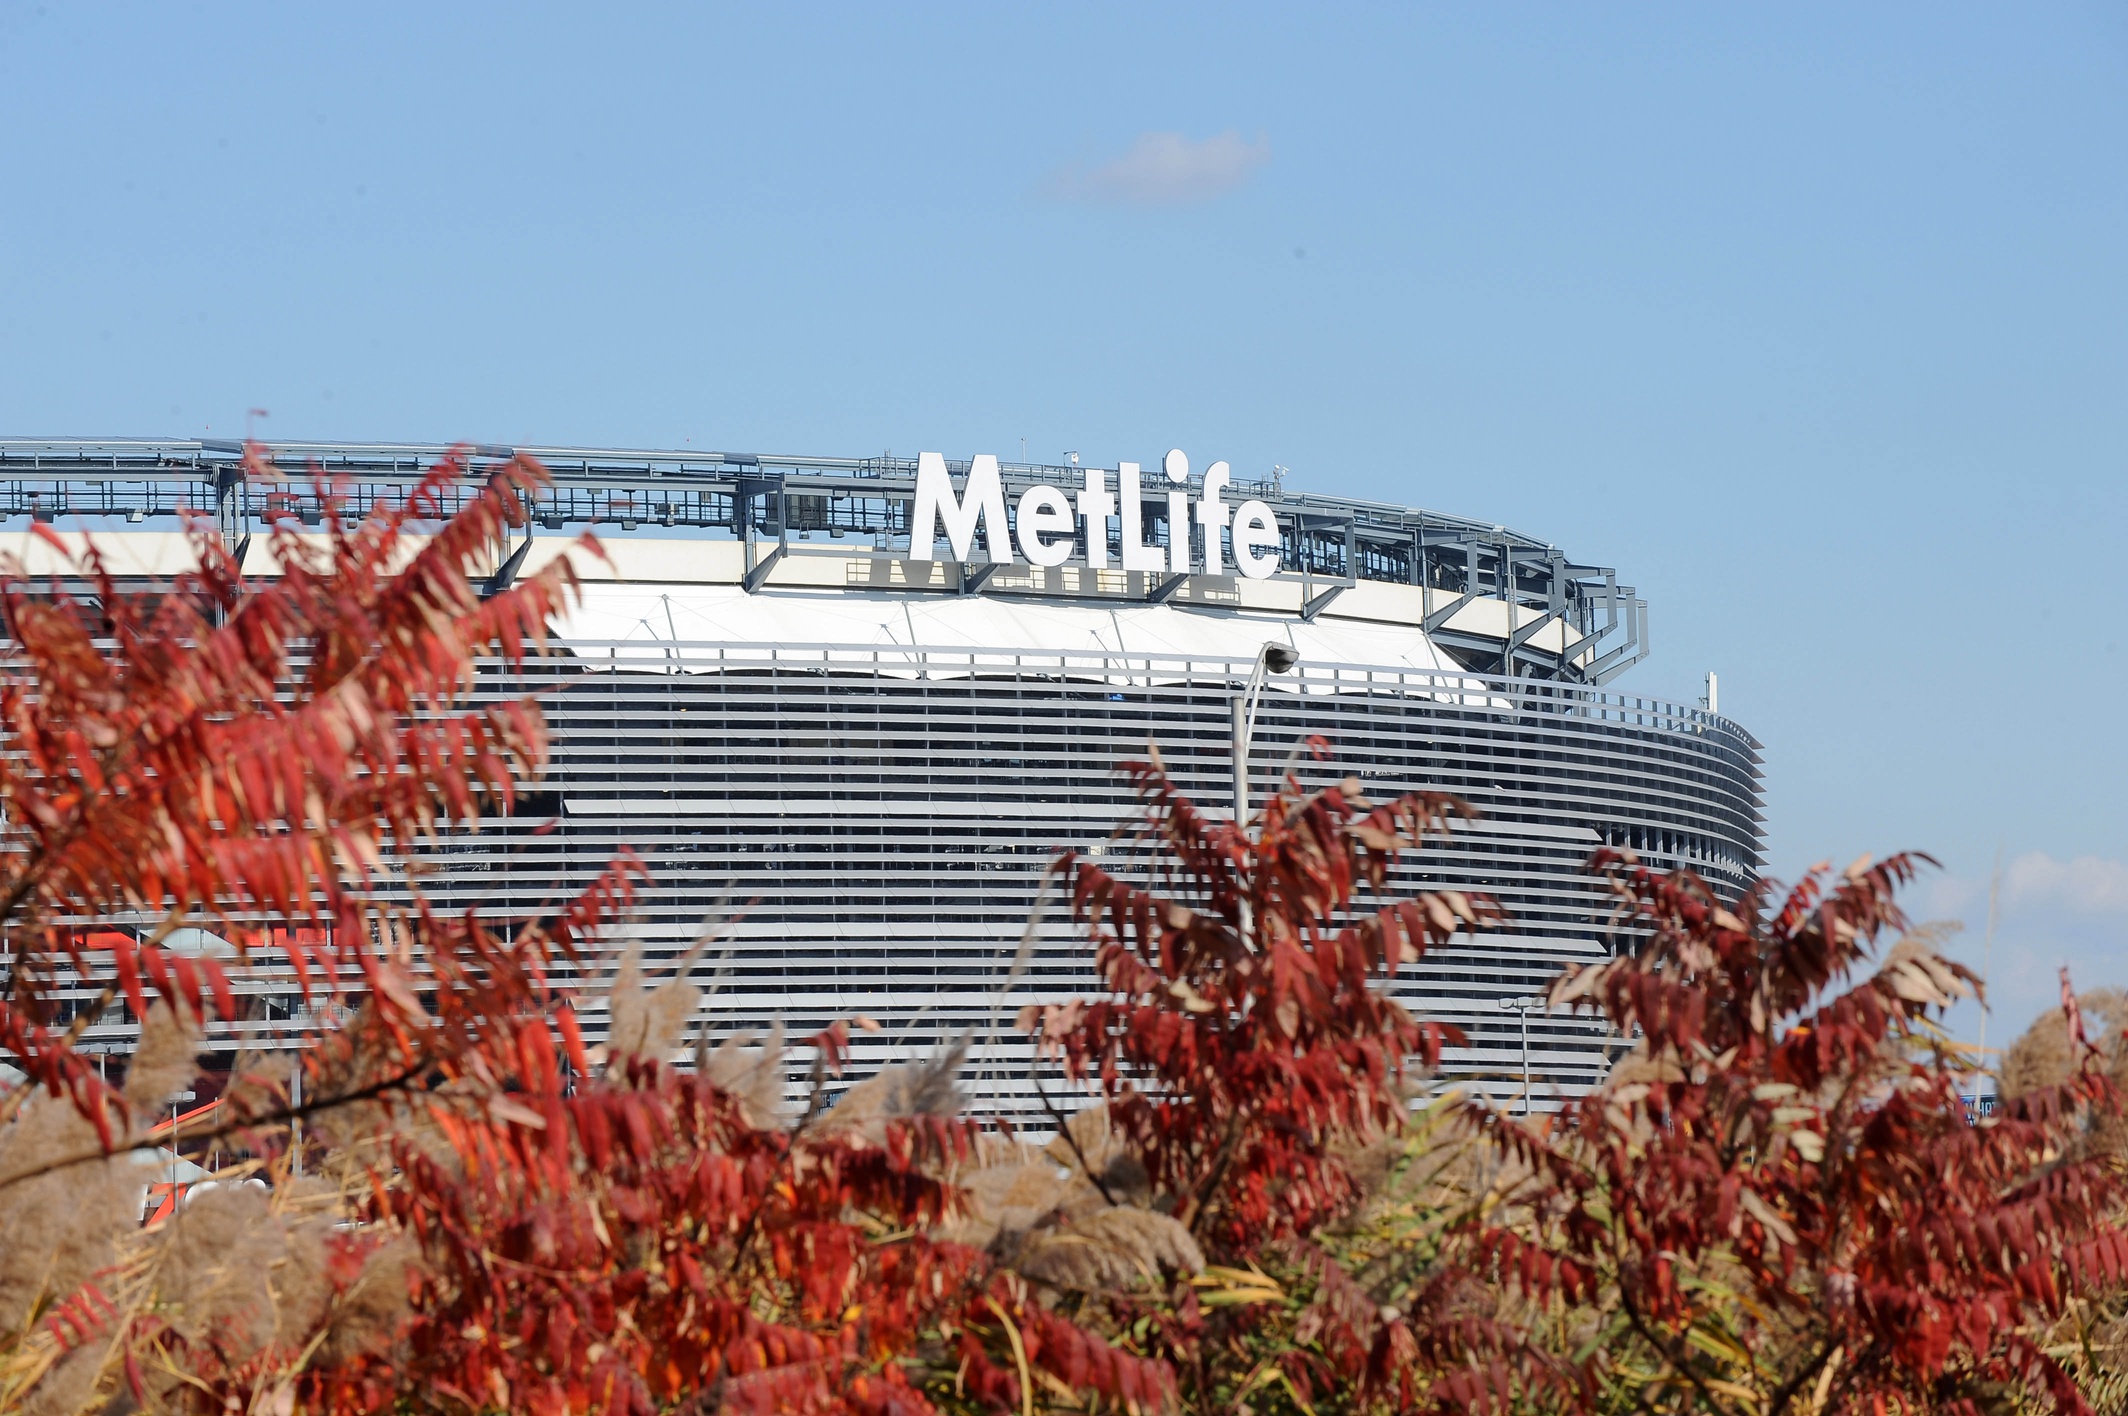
{"left": 906, "top": 449, "right": 1281, "bottom": 581}
{"left": 1077, "top": 468, "right": 1114, "bottom": 569}
{"left": 1015, "top": 484, "right": 1076, "bottom": 567}
{"left": 912, "top": 452, "right": 1014, "bottom": 565}
{"left": 1232, "top": 499, "right": 1281, "bottom": 579}
{"left": 1117, "top": 462, "right": 1165, "bottom": 572}
{"left": 1196, "top": 460, "right": 1232, "bottom": 576}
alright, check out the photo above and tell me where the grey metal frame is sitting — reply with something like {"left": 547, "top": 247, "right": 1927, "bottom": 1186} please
{"left": 0, "top": 440, "right": 1651, "bottom": 683}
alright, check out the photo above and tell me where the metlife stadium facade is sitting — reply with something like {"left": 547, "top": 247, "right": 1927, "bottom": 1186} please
{"left": 0, "top": 439, "right": 1764, "bottom": 1114}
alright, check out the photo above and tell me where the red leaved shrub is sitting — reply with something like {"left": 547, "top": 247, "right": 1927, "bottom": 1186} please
{"left": 0, "top": 451, "right": 2121, "bottom": 1416}
{"left": 1469, "top": 851, "right": 2128, "bottom": 1415}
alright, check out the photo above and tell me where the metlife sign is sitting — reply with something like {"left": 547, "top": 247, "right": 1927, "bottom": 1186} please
{"left": 910, "top": 448, "right": 1284, "bottom": 579}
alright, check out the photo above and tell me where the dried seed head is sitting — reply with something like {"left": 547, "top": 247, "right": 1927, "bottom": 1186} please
{"left": 606, "top": 946, "right": 699, "bottom": 1065}
{"left": 1015, "top": 1206, "right": 1206, "bottom": 1292}
{"left": 702, "top": 1022, "right": 787, "bottom": 1127}
{"left": 818, "top": 1039, "right": 966, "bottom": 1138}
{"left": 124, "top": 1000, "right": 203, "bottom": 1110}
{"left": 0, "top": 1091, "right": 151, "bottom": 1336}
{"left": 937, "top": 1161, "right": 1074, "bottom": 1250}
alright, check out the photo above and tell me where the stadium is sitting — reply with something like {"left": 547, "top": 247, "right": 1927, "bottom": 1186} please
{"left": 1, "top": 438, "right": 1764, "bottom": 1115}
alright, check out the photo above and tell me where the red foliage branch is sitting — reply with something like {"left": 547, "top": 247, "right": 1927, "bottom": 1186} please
{"left": 1472, "top": 849, "right": 2128, "bottom": 1416}
{"left": 1045, "top": 752, "right": 1495, "bottom": 1251}
{"left": 280, "top": 998, "right": 1170, "bottom": 1415}
{"left": 0, "top": 451, "right": 1169, "bottom": 1416}
{"left": 9, "top": 452, "right": 2121, "bottom": 1416}
{"left": 0, "top": 445, "right": 590, "bottom": 1143}
{"left": 1030, "top": 753, "right": 1535, "bottom": 1409}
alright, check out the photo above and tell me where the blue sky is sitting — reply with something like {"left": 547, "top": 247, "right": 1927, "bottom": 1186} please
{"left": 3, "top": 3, "right": 2123, "bottom": 1038}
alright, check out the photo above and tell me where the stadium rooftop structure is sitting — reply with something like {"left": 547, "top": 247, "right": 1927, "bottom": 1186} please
{"left": 0, "top": 438, "right": 1649, "bottom": 684}
{"left": 0, "top": 438, "right": 1758, "bottom": 1118}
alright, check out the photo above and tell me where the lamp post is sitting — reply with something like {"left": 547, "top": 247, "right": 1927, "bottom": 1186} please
{"left": 1498, "top": 995, "right": 1547, "bottom": 1115}
{"left": 1231, "top": 641, "right": 1299, "bottom": 820}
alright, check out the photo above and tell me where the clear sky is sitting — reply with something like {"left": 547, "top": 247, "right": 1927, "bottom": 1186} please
{"left": 3, "top": 3, "right": 2123, "bottom": 1037}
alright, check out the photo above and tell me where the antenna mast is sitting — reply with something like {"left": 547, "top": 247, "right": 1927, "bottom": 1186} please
{"left": 1975, "top": 849, "right": 2002, "bottom": 1103}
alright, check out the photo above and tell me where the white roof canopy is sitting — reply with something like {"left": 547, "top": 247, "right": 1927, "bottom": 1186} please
{"left": 556, "top": 583, "right": 1464, "bottom": 680}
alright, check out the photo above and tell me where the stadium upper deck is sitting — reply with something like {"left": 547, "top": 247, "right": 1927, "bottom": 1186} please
{"left": 0, "top": 439, "right": 1649, "bottom": 684}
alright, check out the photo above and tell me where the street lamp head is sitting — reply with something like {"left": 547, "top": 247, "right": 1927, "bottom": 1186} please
{"left": 1261, "top": 643, "right": 1299, "bottom": 675}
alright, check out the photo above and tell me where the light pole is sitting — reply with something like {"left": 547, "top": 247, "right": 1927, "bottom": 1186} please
{"left": 1498, "top": 995, "right": 1547, "bottom": 1115}
{"left": 1231, "top": 641, "right": 1299, "bottom": 820}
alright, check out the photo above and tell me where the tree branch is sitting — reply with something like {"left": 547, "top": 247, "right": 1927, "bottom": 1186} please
{"left": 1029, "top": 1063, "right": 1118, "bottom": 1207}
{"left": 1616, "top": 1284, "right": 1744, "bottom": 1416}
{"left": 1766, "top": 1340, "right": 1839, "bottom": 1416}
{"left": 0, "top": 1058, "right": 434, "bottom": 1195}
{"left": 1178, "top": 1109, "right": 1247, "bottom": 1237}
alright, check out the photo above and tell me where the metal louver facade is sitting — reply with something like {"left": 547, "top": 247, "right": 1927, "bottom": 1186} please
{"left": 427, "top": 643, "right": 1762, "bottom": 1117}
